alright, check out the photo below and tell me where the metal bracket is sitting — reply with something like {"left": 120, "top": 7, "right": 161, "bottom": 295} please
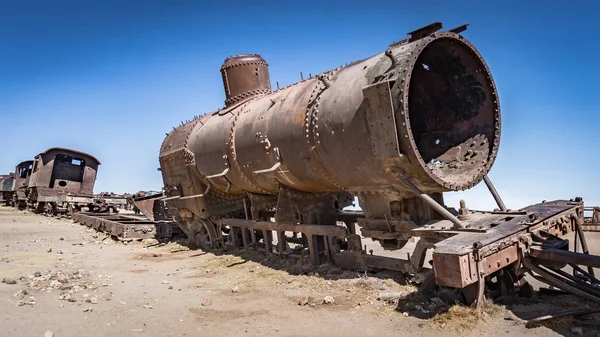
{"left": 407, "top": 22, "right": 443, "bottom": 42}
{"left": 162, "top": 195, "right": 181, "bottom": 202}
{"left": 206, "top": 155, "right": 230, "bottom": 179}
{"left": 204, "top": 155, "right": 232, "bottom": 193}
{"left": 206, "top": 168, "right": 229, "bottom": 179}
{"left": 255, "top": 132, "right": 272, "bottom": 153}
{"left": 179, "top": 184, "right": 211, "bottom": 200}
{"left": 161, "top": 185, "right": 182, "bottom": 202}
{"left": 388, "top": 22, "right": 445, "bottom": 48}
{"left": 252, "top": 147, "right": 282, "bottom": 175}
{"left": 217, "top": 96, "right": 253, "bottom": 116}
{"left": 317, "top": 74, "right": 330, "bottom": 88}
{"left": 384, "top": 48, "right": 397, "bottom": 70}
{"left": 448, "top": 24, "right": 469, "bottom": 34}
{"left": 482, "top": 175, "right": 507, "bottom": 211}
{"left": 390, "top": 167, "right": 465, "bottom": 229}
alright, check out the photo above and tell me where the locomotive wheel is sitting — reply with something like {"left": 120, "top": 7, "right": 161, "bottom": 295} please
{"left": 189, "top": 219, "right": 220, "bottom": 251}
{"left": 421, "top": 267, "right": 529, "bottom": 307}
{"left": 223, "top": 225, "right": 244, "bottom": 249}
{"left": 486, "top": 268, "right": 530, "bottom": 299}
{"left": 48, "top": 202, "right": 58, "bottom": 216}
{"left": 436, "top": 282, "right": 482, "bottom": 306}
{"left": 17, "top": 200, "right": 26, "bottom": 210}
{"left": 34, "top": 202, "right": 45, "bottom": 214}
{"left": 419, "top": 269, "right": 483, "bottom": 307}
{"left": 418, "top": 270, "right": 438, "bottom": 297}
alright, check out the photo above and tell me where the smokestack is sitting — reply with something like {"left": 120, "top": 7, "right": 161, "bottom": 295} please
{"left": 220, "top": 54, "right": 272, "bottom": 107}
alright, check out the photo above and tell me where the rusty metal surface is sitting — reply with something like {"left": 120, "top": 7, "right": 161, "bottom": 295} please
{"left": 159, "top": 115, "right": 248, "bottom": 223}
{"left": 433, "top": 245, "right": 519, "bottom": 288}
{"left": 35, "top": 188, "right": 94, "bottom": 202}
{"left": 433, "top": 200, "right": 576, "bottom": 256}
{"left": 221, "top": 54, "right": 271, "bottom": 107}
{"left": 29, "top": 147, "right": 100, "bottom": 197}
{"left": 133, "top": 195, "right": 160, "bottom": 221}
{"left": 530, "top": 246, "right": 600, "bottom": 269}
{"left": 362, "top": 80, "right": 401, "bottom": 159}
{"left": 72, "top": 213, "right": 184, "bottom": 241}
{"left": 221, "top": 218, "right": 347, "bottom": 237}
{"left": 431, "top": 200, "right": 581, "bottom": 288}
{"left": 132, "top": 192, "right": 172, "bottom": 222}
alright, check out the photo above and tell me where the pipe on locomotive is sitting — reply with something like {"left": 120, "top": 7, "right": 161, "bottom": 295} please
{"left": 185, "top": 23, "right": 501, "bottom": 201}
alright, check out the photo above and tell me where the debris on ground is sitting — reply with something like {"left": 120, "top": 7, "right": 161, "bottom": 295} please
{"left": 377, "top": 292, "right": 410, "bottom": 302}
{"left": 2, "top": 278, "right": 17, "bottom": 285}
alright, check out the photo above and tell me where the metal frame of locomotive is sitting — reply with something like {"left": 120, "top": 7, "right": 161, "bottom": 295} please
{"left": 128, "top": 190, "right": 170, "bottom": 221}
{"left": 72, "top": 190, "right": 184, "bottom": 241}
{"left": 13, "top": 147, "right": 101, "bottom": 215}
{"left": 158, "top": 22, "right": 600, "bottom": 307}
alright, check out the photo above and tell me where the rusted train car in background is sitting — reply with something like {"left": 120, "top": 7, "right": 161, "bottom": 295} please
{"left": 91, "top": 192, "right": 131, "bottom": 213}
{"left": 0, "top": 173, "right": 15, "bottom": 206}
{"left": 11, "top": 160, "right": 34, "bottom": 208}
{"left": 156, "top": 22, "right": 600, "bottom": 307}
{"left": 15, "top": 147, "right": 101, "bottom": 214}
{"left": 584, "top": 206, "right": 600, "bottom": 231}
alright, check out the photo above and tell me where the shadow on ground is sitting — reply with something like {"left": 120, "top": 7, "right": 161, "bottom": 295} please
{"left": 185, "top": 242, "right": 600, "bottom": 337}
{"left": 71, "top": 213, "right": 600, "bottom": 337}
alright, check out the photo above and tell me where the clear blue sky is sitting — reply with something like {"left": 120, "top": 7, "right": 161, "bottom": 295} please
{"left": 1, "top": 0, "right": 598, "bottom": 211}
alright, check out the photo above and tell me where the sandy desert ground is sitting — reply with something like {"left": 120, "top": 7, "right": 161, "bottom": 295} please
{"left": 0, "top": 206, "right": 599, "bottom": 337}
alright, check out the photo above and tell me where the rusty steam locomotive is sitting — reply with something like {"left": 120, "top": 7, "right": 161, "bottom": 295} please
{"left": 5, "top": 147, "right": 100, "bottom": 213}
{"left": 4, "top": 147, "right": 128, "bottom": 214}
{"left": 158, "top": 23, "right": 600, "bottom": 306}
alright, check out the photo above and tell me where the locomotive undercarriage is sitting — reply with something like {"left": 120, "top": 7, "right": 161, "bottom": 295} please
{"left": 11, "top": 187, "right": 119, "bottom": 217}
{"left": 30, "top": 201, "right": 92, "bottom": 216}
{"left": 27, "top": 188, "right": 94, "bottom": 216}
{"left": 171, "top": 183, "right": 600, "bottom": 308}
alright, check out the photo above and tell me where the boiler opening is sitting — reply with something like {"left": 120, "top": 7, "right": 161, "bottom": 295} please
{"left": 407, "top": 37, "right": 499, "bottom": 189}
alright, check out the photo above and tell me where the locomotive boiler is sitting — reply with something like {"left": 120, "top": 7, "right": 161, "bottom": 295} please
{"left": 159, "top": 22, "right": 599, "bottom": 306}
{"left": 161, "top": 21, "right": 500, "bottom": 234}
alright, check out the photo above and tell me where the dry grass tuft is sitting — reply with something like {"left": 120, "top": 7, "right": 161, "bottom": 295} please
{"left": 431, "top": 299, "right": 506, "bottom": 332}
